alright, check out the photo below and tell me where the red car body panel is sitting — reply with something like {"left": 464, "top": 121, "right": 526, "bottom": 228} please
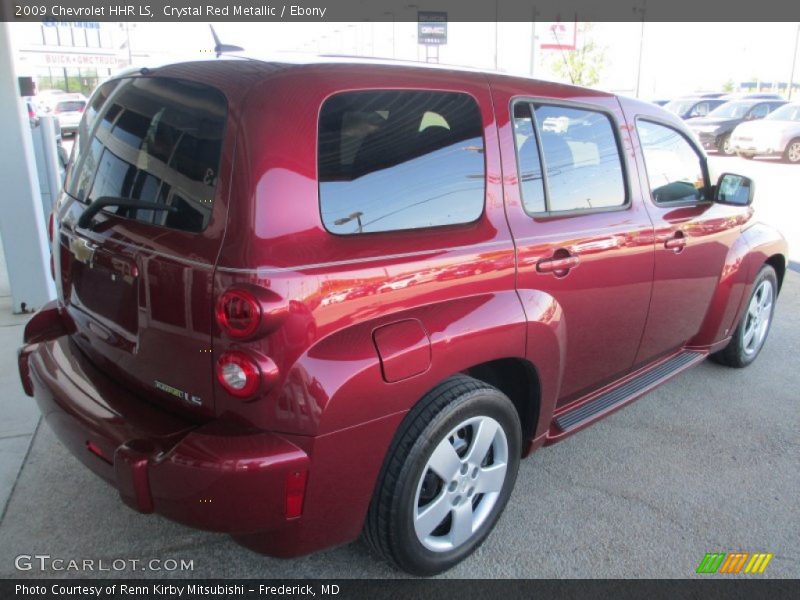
{"left": 18, "top": 59, "right": 788, "bottom": 558}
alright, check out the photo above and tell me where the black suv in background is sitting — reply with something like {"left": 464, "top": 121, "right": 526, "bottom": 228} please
{"left": 687, "top": 99, "right": 787, "bottom": 155}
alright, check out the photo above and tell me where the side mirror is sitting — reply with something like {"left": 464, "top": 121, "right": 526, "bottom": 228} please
{"left": 714, "top": 173, "right": 755, "bottom": 206}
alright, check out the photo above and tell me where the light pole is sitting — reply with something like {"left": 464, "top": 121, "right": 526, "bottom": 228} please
{"left": 494, "top": 0, "right": 499, "bottom": 70}
{"left": 384, "top": 11, "right": 396, "bottom": 58}
{"left": 789, "top": 23, "right": 800, "bottom": 100}
{"left": 633, "top": 0, "right": 647, "bottom": 98}
{"left": 530, "top": 5, "right": 539, "bottom": 76}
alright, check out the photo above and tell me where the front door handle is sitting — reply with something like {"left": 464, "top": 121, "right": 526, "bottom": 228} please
{"left": 536, "top": 251, "right": 580, "bottom": 276}
{"left": 664, "top": 231, "right": 687, "bottom": 252}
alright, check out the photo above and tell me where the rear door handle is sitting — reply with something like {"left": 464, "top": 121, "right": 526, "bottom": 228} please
{"left": 664, "top": 231, "right": 687, "bottom": 252}
{"left": 536, "top": 253, "right": 580, "bottom": 275}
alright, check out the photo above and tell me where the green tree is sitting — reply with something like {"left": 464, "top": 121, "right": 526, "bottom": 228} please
{"left": 550, "top": 23, "right": 605, "bottom": 88}
{"left": 722, "top": 79, "right": 735, "bottom": 93}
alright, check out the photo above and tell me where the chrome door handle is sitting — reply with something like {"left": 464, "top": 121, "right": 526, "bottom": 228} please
{"left": 664, "top": 232, "right": 687, "bottom": 252}
{"left": 536, "top": 253, "right": 580, "bottom": 275}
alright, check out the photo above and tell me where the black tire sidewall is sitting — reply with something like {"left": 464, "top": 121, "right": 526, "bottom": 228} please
{"left": 391, "top": 390, "right": 521, "bottom": 576}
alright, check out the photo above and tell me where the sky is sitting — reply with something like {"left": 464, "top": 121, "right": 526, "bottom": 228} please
{"left": 14, "top": 21, "right": 800, "bottom": 99}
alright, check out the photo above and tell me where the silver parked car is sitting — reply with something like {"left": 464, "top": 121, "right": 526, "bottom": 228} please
{"left": 730, "top": 103, "right": 800, "bottom": 163}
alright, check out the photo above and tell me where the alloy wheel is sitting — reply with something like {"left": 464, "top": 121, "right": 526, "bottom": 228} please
{"left": 413, "top": 416, "right": 509, "bottom": 552}
{"left": 742, "top": 279, "right": 774, "bottom": 356}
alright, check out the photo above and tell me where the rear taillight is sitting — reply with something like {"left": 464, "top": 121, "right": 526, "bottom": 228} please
{"left": 48, "top": 212, "right": 54, "bottom": 243}
{"left": 216, "top": 350, "right": 261, "bottom": 398}
{"left": 28, "top": 109, "right": 35, "bottom": 118}
{"left": 216, "top": 289, "right": 262, "bottom": 338}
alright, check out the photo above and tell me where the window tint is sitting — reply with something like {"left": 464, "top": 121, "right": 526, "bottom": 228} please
{"left": 515, "top": 104, "right": 625, "bottom": 212}
{"left": 65, "top": 77, "right": 226, "bottom": 233}
{"left": 637, "top": 120, "right": 706, "bottom": 204}
{"left": 318, "top": 90, "right": 485, "bottom": 235}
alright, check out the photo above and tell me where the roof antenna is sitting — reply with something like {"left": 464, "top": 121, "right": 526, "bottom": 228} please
{"left": 209, "top": 25, "right": 244, "bottom": 58}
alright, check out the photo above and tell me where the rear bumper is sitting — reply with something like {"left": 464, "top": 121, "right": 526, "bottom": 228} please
{"left": 18, "top": 305, "right": 309, "bottom": 536}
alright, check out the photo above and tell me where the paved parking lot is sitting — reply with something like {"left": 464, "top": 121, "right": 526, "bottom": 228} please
{"left": 0, "top": 156, "right": 797, "bottom": 579}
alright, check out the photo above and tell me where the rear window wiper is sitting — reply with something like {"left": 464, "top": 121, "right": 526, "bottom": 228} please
{"left": 77, "top": 196, "right": 177, "bottom": 230}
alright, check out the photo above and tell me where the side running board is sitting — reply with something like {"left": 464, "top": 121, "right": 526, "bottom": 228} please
{"left": 554, "top": 351, "right": 705, "bottom": 433}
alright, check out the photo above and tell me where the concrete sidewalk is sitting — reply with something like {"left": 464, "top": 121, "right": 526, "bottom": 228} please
{"left": 0, "top": 240, "right": 37, "bottom": 521}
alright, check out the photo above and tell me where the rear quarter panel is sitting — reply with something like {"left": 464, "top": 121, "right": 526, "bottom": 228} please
{"left": 214, "top": 64, "right": 532, "bottom": 438}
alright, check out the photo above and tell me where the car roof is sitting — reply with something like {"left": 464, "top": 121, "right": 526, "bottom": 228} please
{"left": 108, "top": 53, "right": 614, "bottom": 98}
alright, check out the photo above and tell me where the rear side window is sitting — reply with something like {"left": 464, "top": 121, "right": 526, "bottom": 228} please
{"left": 318, "top": 90, "right": 485, "bottom": 235}
{"left": 513, "top": 102, "right": 626, "bottom": 213}
{"left": 65, "top": 77, "right": 227, "bottom": 233}
{"left": 56, "top": 101, "right": 85, "bottom": 112}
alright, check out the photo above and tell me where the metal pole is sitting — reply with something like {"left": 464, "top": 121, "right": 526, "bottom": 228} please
{"left": 789, "top": 23, "right": 800, "bottom": 100}
{"left": 494, "top": 1, "right": 499, "bottom": 70}
{"left": 530, "top": 6, "right": 539, "bottom": 76}
{"left": 633, "top": 1, "right": 646, "bottom": 98}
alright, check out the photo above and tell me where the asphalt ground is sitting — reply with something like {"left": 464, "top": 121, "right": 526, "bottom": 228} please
{"left": 0, "top": 155, "right": 797, "bottom": 579}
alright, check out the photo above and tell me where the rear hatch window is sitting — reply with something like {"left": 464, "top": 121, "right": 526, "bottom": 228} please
{"left": 58, "top": 76, "right": 228, "bottom": 416}
{"left": 55, "top": 100, "right": 86, "bottom": 113}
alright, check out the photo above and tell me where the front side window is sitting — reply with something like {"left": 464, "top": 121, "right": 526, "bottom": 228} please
{"left": 318, "top": 90, "right": 485, "bottom": 235}
{"left": 747, "top": 103, "right": 770, "bottom": 119}
{"left": 513, "top": 102, "right": 626, "bottom": 213}
{"left": 65, "top": 77, "right": 227, "bottom": 233}
{"left": 637, "top": 120, "right": 707, "bottom": 205}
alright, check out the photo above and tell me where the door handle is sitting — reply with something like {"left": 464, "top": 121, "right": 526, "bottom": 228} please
{"left": 664, "top": 231, "right": 687, "bottom": 252}
{"left": 536, "top": 251, "right": 580, "bottom": 276}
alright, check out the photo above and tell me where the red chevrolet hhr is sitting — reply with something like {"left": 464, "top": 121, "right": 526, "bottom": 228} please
{"left": 18, "top": 57, "right": 786, "bottom": 575}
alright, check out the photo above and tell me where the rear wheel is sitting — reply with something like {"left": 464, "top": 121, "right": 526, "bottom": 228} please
{"left": 784, "top": 139, "right": 800, "bottom": 164}
{"left": 711, "top": 265, "right": 777, "bottom": 368}
{"left": 364, "top": 375, "right": 521, "bottom": 575}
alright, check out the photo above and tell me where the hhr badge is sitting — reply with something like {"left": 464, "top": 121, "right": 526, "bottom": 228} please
{"left": 154, "top": 381, "right": 202, "bottom": 406}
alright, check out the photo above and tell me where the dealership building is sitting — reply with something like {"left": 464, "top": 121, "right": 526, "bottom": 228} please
{"left": 10, "top": 21, "right": 124, "bottom": 96}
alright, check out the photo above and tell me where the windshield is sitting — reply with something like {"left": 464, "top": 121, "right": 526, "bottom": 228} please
{"left": 664, "top": 100, "right": 694, "bottom": 116}
{"left": 707, "top": 102, "right": 752, "bottom": 119}
{"left": 765, "top": 104, "right": 800, "bottom": 121}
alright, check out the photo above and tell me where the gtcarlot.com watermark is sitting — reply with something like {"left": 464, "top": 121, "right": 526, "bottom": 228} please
{"left": 15, "top": 554, "right": 194, "bottom": 572}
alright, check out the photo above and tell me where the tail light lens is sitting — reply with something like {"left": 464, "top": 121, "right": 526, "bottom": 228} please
{"left": 216, "top": 289, "right": 261, "bottom": 338}
{"left": 48, "top": 212, "right": 54, "bottom": 243}
{"left": 216, "top": 351, "right": 261, "bottom": 398}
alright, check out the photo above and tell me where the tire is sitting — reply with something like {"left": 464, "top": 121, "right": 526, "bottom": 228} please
{"left": 363, "top": 375, "right": 521, "bottom": 576}
{"left": 711, "top": 265, "right": 778, "bottom": 368}
{"left": 784, "top": 138, "right": 800, "bottom": 164}
{"left": 718, "top": 134, "right": 735, "bottom": 156}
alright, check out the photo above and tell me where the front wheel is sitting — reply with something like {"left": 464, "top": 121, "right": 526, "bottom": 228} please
{"left": 784, "top": 139, "right": 800, "bottom": 164}
{"left": 364, "top": 375, "right": 521, "bottom": 575}
{"left": 711, "top": 265, "right": 777, "bottom": 368}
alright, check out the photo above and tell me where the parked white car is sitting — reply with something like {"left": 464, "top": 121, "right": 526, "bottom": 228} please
{"left": 53, "top": 97, "right": 87, "bottom": 136}
{"left": 730, "top": 103, "right": 800, "bottom": 163}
